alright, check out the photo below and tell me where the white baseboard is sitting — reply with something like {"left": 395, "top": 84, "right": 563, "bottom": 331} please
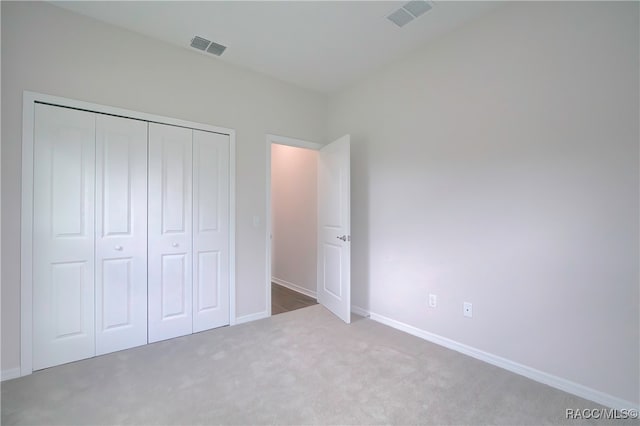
{"left": 1, "top": 368, "right": 21, "bottom": 382}
{"left": 235, "top": 311, "right": 269, "bottom": 325}
{"left": 351, "top": 304, "right": 370, "bottom": 317}
{"left": 368, "top": 311, "right": 639, "bottom": 412}
{"left": 271, "top": 277, "right": 317, "bottom": 299}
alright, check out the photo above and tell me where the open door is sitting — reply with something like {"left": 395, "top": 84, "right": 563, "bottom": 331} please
{"left": 317, "top": 135, "right": 351, "bottom": 323}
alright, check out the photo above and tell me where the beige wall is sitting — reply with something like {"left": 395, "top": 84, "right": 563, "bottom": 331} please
{"left": 328, "top": 1, "right": 639, "bottom": 405}
{"left": 1, "top": 1, "right": 327, "bottom": 371}
{"left": 271, "top": 144, "right": 318, "bottom": 295}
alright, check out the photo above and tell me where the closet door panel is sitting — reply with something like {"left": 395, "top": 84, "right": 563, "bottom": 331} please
{"left": 161, "top": 254, "right": 188, "bottom": 316}
{"left": 33, "top": 104, "right": 96, "bottom": 370}
{"left": 95, "top": 115, "right": 148, "bottom": 355}
{"left": 148, "top": 123, "right": 193, "bottom": 343}
{"left": 192, "top": 130, "right": 230, "bottom": 332}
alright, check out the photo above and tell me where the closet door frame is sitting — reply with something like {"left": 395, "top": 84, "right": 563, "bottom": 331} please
{"left": 21, "top": 91, "right": 237, "bottom": 377}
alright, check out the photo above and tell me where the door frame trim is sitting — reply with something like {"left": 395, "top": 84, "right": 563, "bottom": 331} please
{"left": 21, "top": 91, "right": 237, "bottom": 376}
{"left": 265, "top": 134, "right": 323, "bottom": 317}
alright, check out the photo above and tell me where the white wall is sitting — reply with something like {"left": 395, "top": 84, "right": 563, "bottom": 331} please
{"left": 328, "top": 1, "right": 639, "bottom": 406}
{"left": 0, "top": 1, "right": 3, "bottom": 379}
{"left": 271, "top": 144, "right": 318, "bottom": 296}
{"left": 1, "top": 1, "right": 327, "bottom": 371}
{"left": 2, "top": 0, "right": 638, "bottom": 409}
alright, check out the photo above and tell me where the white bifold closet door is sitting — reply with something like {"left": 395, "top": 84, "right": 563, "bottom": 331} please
{"left": 33, "top": 105, "right": 148, "bottom": 369}
{"left": 33, "top": 104, "right": 96, "bottom": 370}
{"left": 148, "top": 124, "right": 194, "bottom": 343}
{"left": 192, "top": 130, "right": 230, "bottom": 333}
{"left": 95, "top": 114, "right": 148, "bottom": 355}
{"left": 32, "top": 103, "right": 230, "bottom": 368}
{"left": 148, "top": 124, "right": 230, "bottom": 343}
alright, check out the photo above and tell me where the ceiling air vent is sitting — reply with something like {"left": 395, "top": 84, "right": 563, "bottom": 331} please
{"left": 206, "top": 41, "right": 227, "bottom": 56}
{"left": 190, "top": 36, "right": 211, "bottom": 51}
{"left": 403, "top": 0, "right": 432, "bottom": 18}
{"left": 190, "top": 36, "right": 227, "bottom": 56}
{"left": 387, "top": 8, "right": 414, "bottom": 27}
{"left": 387, "top": 1, "right": 433, "bottom": 28}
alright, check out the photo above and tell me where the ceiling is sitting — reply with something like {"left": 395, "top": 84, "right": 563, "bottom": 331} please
{"left": 51, "top": 1, "right": 500, "bottom": 93}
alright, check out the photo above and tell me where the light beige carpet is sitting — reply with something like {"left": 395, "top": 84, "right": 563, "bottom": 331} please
{"left": 1, "top": 305, "right": 627, "bottom": 425}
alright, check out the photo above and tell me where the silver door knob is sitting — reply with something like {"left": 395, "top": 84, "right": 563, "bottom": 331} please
{"left": 336, "top": 235, "right": 347, "bottom": 242}
{"left": 114, "top": 245, "right": 123, "bottom": 251}
{"left": 172, "top": 243, "right": 179, "bottom": 247}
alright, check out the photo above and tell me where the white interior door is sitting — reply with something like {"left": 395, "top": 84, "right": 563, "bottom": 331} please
{"left": 33, "top": 104, "right": 96, "bottom": 370}
{"left": 192, "top": 130, "right": 230, "bottom": 332}
{"left": 317, "top": 135, "right": 351, "bottom": 323}
{"left": 95, "top": 115, "right": 148, "bottom": 355}
{"left": 148, "top": 123, "right": 193, "bottom": 343}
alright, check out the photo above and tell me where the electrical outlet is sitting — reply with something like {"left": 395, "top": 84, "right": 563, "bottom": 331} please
{"left": 463, "top": 302, "right": 472, "bottom": 317}
{"left": 428, "top": 294, "right": 437, "bottom": 308}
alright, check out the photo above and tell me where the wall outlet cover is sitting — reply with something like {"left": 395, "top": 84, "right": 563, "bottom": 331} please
{"left": 463, "top": 302, "right": 473, "bottom": 318}
{"left": 428, "top": 294, "right": 437, "bottom": 308}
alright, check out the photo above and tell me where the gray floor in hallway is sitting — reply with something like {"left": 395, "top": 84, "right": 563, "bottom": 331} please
{"left": 271, "top": 282, "right": 317, "bottom": 315}
{"left": 1, "top": 305, "right": 625, "bottom": 425}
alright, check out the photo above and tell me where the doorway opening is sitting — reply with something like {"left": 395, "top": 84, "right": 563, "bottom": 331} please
{"left": 266, "top": 133, "right": 351, "bottom": 322}
{"left": 266, "top": 135, "right": 323, "bottom": 316}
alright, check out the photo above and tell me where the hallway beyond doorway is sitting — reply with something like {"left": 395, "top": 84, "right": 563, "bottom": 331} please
{"left": 271, "top": 283, "right": 317, "bottom": 315}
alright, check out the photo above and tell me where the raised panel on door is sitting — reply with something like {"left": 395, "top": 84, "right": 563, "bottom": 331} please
{"left": 95, "top": 115, "right": 148, "bottom": 355}
{"left": 148, "top": 123, "right": 193, "bottom": 343}
{"left": 33, "top": 104, "right": 96, "bottom": 370}
{"left": 192, "top": 130, "right": 230, "bottom": 332}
